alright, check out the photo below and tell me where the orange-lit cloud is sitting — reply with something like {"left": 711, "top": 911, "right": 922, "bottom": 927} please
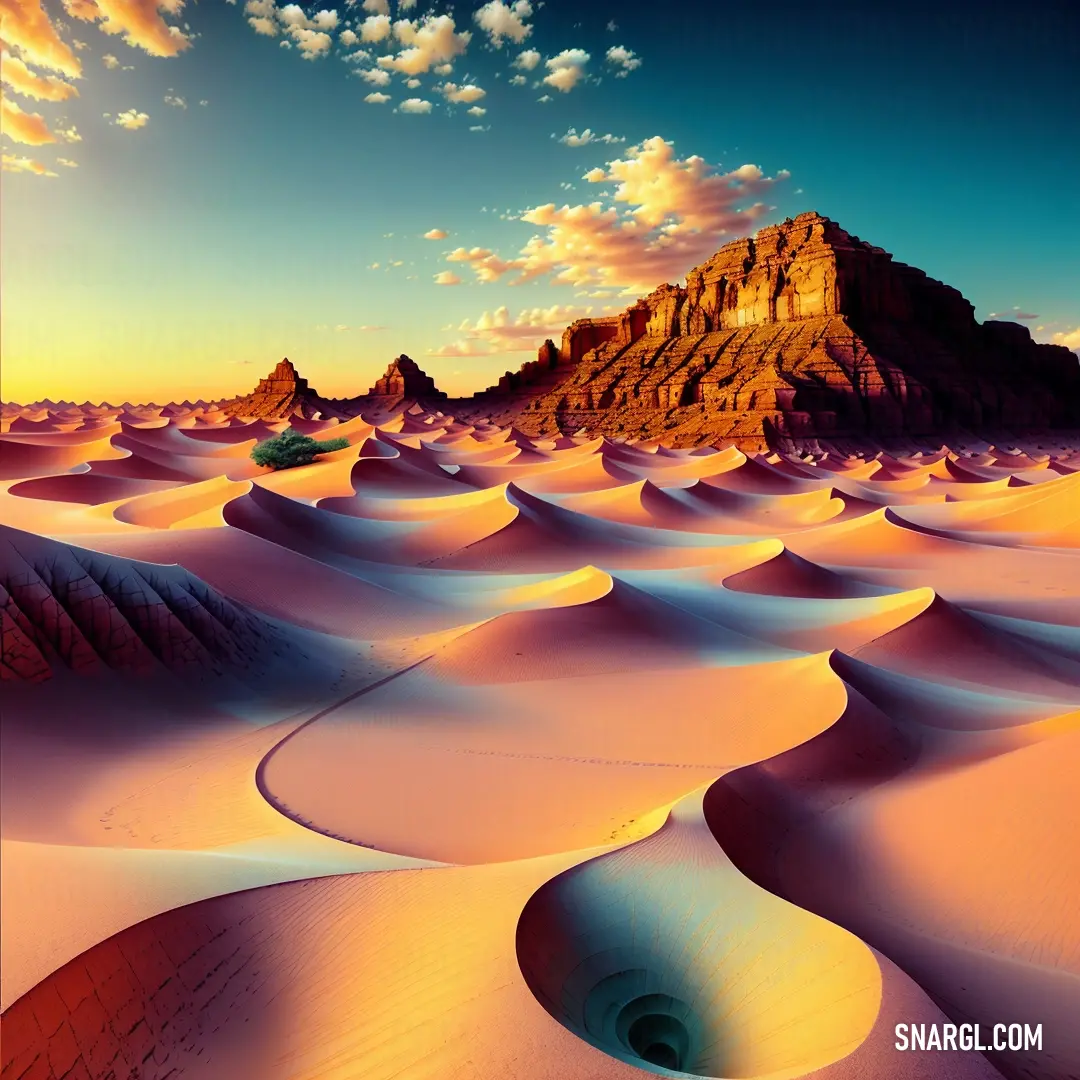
{"left": 543, "top": 48, "right": 588, "bottom": 92}
{"left": 1052, "top": 327, "right": 1080, "bottom": 353}
{"left": 378, "top": 13, "right": 471, "bottom": 76}
{"left": 1, "top": 50, "right": 79, "bottom": 99}
{"left": 1, "top": 95, "right": 57, "bottom": 143}
{"left": 62, "top": 0, "right": 191, "bottom": 57}
{"left": 446, "top": 136, "right": 789, "bottom": 293}
{"left": 423, "top": 228, "right": 448, "bottom": 239}
{"left": 0, "top": 0, "right": 82, "bottom": 77}
{"left": 434, "top": 270, "right": 462, "bottom": 285}
{"left": 2, "top": 150, "right": 57, "bottom": 175}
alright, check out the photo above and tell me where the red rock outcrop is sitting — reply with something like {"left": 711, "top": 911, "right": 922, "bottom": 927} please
{"left": 366, "top": 355, "right": 445, "bottom": 401}
{"left": 223, "top": 356, "right": 443, "bottom": 420}
{"left": 452, "top": 211, "right": 1080, "bottom": 450}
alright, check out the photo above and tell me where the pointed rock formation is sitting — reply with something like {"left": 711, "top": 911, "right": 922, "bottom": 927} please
{"left": 222, "top": 356, "right": 444, "bottom": 420}
{"left": 452, "top": 211, "right": 1080, "bottom": 450}
{"left": 366, "top": 355, "right": 445, "bottom": 402}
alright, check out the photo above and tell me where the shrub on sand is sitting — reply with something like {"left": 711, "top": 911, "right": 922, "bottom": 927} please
{"left": 251, "top": 428, "right": 350, "bottom": 470}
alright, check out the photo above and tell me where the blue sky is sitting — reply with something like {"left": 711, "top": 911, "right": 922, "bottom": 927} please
{"left": 2, "top": 0, "right": 1078, "bottom": 403}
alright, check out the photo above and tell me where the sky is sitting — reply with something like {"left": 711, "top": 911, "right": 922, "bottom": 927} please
{"left": 2, "top": 0, "right": 1078, "bottom": 404}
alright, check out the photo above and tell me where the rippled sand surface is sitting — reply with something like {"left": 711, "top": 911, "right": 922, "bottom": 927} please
{"left": 1, "top": 402, "right": 1077, "bottom": 1080}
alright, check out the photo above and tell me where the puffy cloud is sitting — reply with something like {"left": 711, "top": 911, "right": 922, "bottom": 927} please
{"left": 359, "top": 13, "right": 391, "bottom": 40}
{"left": 508, "top": 73, "right": 525, "bottom": 85}
{"left": 513, "top": 47, "right": 539, "bottom": 70}
{"left": 1, "top": 50, "right": 79, "bottom": 100}
{"left": 164, "top": 90, "right": 186, "bottom": 107}
{"left": 2, "top": 151, "right": 57, "bottom": 176}
{"left": 605, "top": 44, "right": 640, "bottom": 74}
{"left": 398, "top": 0, "right": 416, "bottom": 8}
{"left": 1052, "top": 327, "right": 1080, "bottom": 353}
{"left": 358, "top": 65, "right": 390, "bottom": 84}
{"left": 423, "top": 228, "right": 448, "bottom": 239}
{"left": 466, "top": 104, "right": 485, "bottom": 116}
{"left": 405, "top": 76, "right": 420, "bottom": 87}
{"left": 543, "top": 48, "right": 588, "bottom": 92}
{"left": 434, "top": 270, "right": 462, "bottom": 285}
{"left": 441, "top": 80, "right": 484, "bottom": 103}
{"left": 364, "top": 90, "right": 389, "bottom": 102}
{"left": 397, "top": 96, "right": 432, "bottom": 112}
{"left": 0, "top": 96, "right": 57, "bottom": 143}
{"left": 113, "top": 107, "right": 149, "bottom": 129}
{"left": 361, "top": 0, "right": 388, "bottom": 12}
{"left": 339, "top": 27, "right": 358, "bottom": 46}
{"left": 449, "top": 136, "right": 790, "bottom": 294}
{"left": 245, "top": 1, "right": 335, "bottom": 55}
{"left": 55, "top": 122, "right": 81, "bottom": 140}
{"left": 446, "top": 245, "right": 519, "bottom": 282}
{"left": 101, "top": 52, "right": 121, "bottom": 67}
{"left": 556, "top": 126, "right": 623, "bottom": 147}
{"left": 291, "top": 26, "right": 333, "bottom": 58}
{"left": 379, "top": 13, "right": 470, "bottom": 75}
{"left": 62, "top": 0, "right": 192, "bottom": 58}
{"left": 429, "top": 303, "right": 593, "bottom": 356}
{"left": 0, "top": 0, "right": 82, "bottom": 77}
{"left": 473, "top": 1, "right": 532, "bottom": 47}
{"left": 57, "top": 155, "right": 78, "bottom": 166}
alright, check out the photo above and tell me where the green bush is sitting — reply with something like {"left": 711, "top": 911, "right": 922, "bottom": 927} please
{"left": 251, "top": 428, "right": 350, "bottom": 470}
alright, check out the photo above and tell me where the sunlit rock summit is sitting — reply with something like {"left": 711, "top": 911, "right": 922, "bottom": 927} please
{"left": 456, "top": 211, "right": 1080, "bottom": 449}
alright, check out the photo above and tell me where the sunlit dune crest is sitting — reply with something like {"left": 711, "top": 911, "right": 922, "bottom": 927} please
{"left": 0, "top": 401, "right": 1077, "bottom": 1080}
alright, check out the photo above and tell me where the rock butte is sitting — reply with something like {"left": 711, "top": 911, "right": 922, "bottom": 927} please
{"left": 220, "top": 212, "right": 1079, "bottom": 451}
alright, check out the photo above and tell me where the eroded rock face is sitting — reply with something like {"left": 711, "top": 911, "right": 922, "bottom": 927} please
{"left": 367, "top": 355, "right": 444, "bottom": 401}
{"left": 455, "top": 212, "right": 1080, "bottom": 449}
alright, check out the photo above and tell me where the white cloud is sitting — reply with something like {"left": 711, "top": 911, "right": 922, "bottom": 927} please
{"left": 358, "top": 66, "right": 391, "bottom": 84}
{"left": 557, "top": 127, "right": 624, "bottom": 147}
{"left": 164, "top": 92, "right": 187, "bottom": 108}
{"left": 364, "top": 91, "right": 390, "bottom": 102}
{"left": 513, "top": 48, "right": 540, "bottom": 70}
{"left": 114, "top": 108, "right": 150, "bottom": 130}
{"left": 445, "top": 136, "right": 790, "bottom": 294}
{"left": 441, "top": 81, "right": 485, "bottom": 103}
{"left": 543, "top": 48, "right": 588, "bottom": 92}
{"left": 360, "top": 13, "right": 391, "bottom": 41}
{"left": 56, "top": 156, "right": 78, "bottom": 167}
{"left": 102, "top": 53, "right": 121, "bottom": 68}
{"left": 361, "top": 0, "right": 389, "bottom": 12}
{"left": 339, "top": 28, "right": 359, "bottom": 46}
{"left": 474, "top": 1, "right": 532, "bottom": 47}
{"left": 434, "top": 270, "right": 462, "bottom": 285}
{"left": 605, "top": 44, "right": 641, "bottom": 75}
{"left": 398, "top": 97, "right": 433, "bottom": 113}
{"left": 469, "top": 124, "right": 490, "bottom": 132}
{"left": 467, "top": 105, "right": 486, "bottom": 116}
{"left": 508, "top": 73, "right": 525, "bottom": 85}
{"left": 424, "top": 228, "right": 448, "bottom": 239}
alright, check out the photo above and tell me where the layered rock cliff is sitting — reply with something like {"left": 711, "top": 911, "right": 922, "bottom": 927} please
{"left": 453, "top": 211, "right": 1080, "bottom": 450}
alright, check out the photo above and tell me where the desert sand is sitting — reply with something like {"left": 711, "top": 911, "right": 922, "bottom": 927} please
{"left": 1, "top": 400, "right": 1077, "bottom": 1080}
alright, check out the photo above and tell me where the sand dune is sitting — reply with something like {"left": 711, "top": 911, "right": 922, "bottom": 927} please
{"left": 1, "top": 403, "right": 1076, "bottom": 1080}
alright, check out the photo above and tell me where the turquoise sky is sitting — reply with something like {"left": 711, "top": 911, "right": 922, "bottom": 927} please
{"left": 2, "top": 0, "right": 1078, "bottom": 403}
